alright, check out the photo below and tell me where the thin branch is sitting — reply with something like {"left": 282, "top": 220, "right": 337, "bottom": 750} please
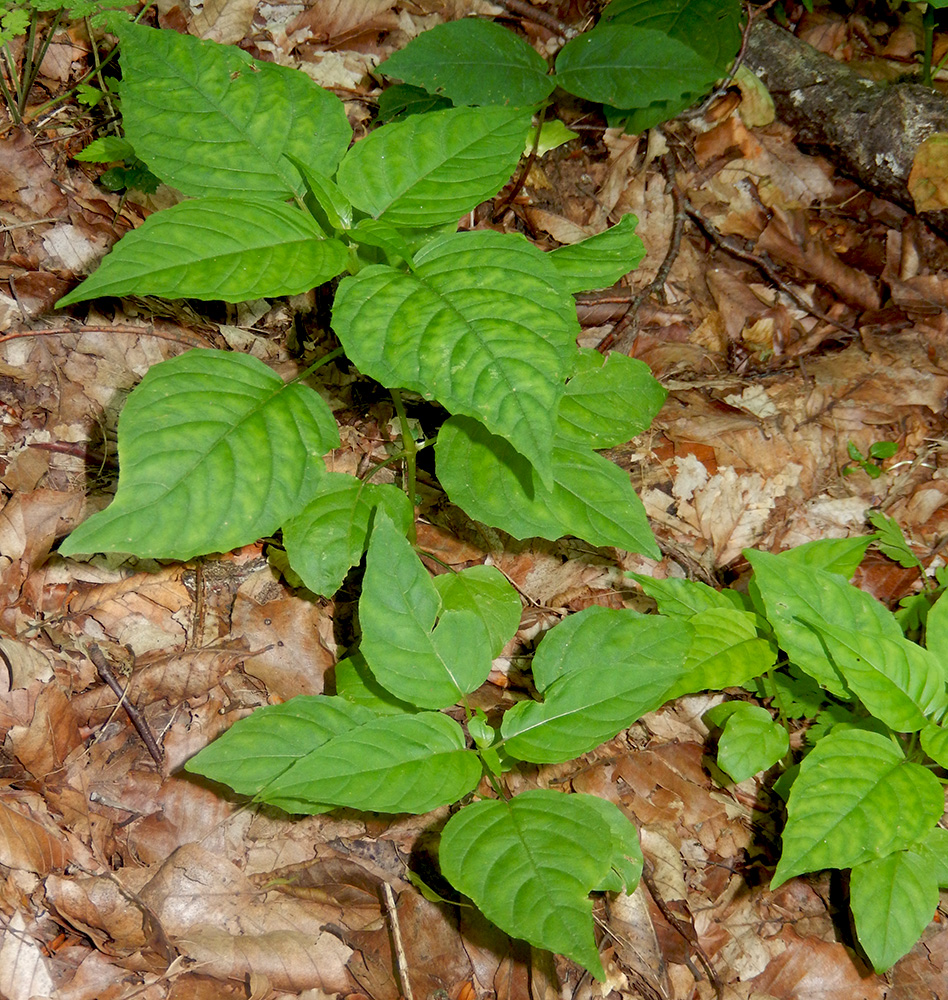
{"left": 489, "top": 0, "right": 579, "bottom": 39}
{"left": 88, "top": 643, "right": 164, "bottom": 766}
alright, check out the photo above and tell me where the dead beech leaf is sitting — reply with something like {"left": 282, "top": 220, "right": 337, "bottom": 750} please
{"left": 189, "top": 0, "right": 256, "bottom": 43}
{"left": 0, "top": 796, "right": 68, "bottom": 873}
{"left": 908, "top": 133, "right": 948, "bottom": 212}
{"left": 749, "top": 926, "right": 885, "bottom": 1000}
{"left": 289, "top": 0, "right": 399, "bottom": 44}
{"left": 8, "top": 682, "right": 82, "bottom": 778}
{"left": 0, "top": 910, "right": 56, "bottom": 1000}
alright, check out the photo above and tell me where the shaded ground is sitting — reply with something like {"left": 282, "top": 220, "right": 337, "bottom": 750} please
{"left": 1, "top": 2, "right": 947, "bottom": 998}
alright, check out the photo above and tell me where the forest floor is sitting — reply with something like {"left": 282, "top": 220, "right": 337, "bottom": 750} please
{"left": 1, "top": 1, "right": 948, "bottom": 999}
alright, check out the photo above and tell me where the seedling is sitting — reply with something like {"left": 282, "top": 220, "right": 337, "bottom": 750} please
{"left": 843, "top": 439, "right": 898, "bottom": 478}
{"left": 53, "top": 15, "right": 948, "bottom": 980}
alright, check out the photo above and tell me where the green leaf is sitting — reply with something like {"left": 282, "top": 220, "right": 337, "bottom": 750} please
{"left": 433, "top": 565, "right": 522, "bottom": 657}
{"left": 705, "top": 701, "right": 788, "bottom": 783}
{"left": 746, "top": 549, "right": 901, "bottom": 699}
{"left": 769, "top": 535, "right": 873, "bottom": 577}
{"left": 925, "top": 590, "right": 948, "bottom": 661}
{"left": 533, "top": 119, "right": 579, "bottom": 156}
{"left": 801, "top": 619, "right": 947, "bottom": 732}
{"left": 554, "top": 25, "right": 720, "bottom": 110}
{"left": 380, "top": 19, "right": 554, "bottom": 108}
{"left": 185, "top": 695, "right": 374, "bottom": 800}
{"left": 57, "top": 199, "right": 348, "bottom": 306}
{"left": 282, "top": 475, "right": 414, "bottom": 597}
{"left": 601, "top": 0, "right": 743, "bottom": 74}
{"left": 868, "top": 511, "right": 923, "bottom": 570}
{"left": 285, "top": 154, "right": 352, "bottom": 233}
{"left": 913, "top": 827, "right": 948, "bottom": 887}
{"left": 436, "top": 416, "right": 659, "bottom": 557}
{"left": 60, "top": 350, "right": 339, "bottom": 560}
{"left": 585, "top": 795, "right": 644, "bottom": 892}
{"left": 377, "top": 83, "right": 453, "bottom": 123}
{"left": 771, "top": 729, "right": 946, "bottom": 889}
{"left": 333, "top": 231, "right": 578, "bottom": 484}
{"left": 336, "top": 105, "right": 531, "bottom": 229}
{"left": 359, "top": 513, "right": 493, "bottom": 709}
{"left": 334, "top": 651, "right": 420, "bottom": 717}
{"left": 440, "top": 790, "right": 641, "bottom": 980}
{"left": 75, "top": 136, "right": 135, "bottom": 162}
{"left": 116, "top": 20, "right": 351, "bottom": 198}
{"left": 501, "top": 612, "right": 692, "bottom": 762}
{"left": 630, "top": 573, "right": 745, "bottom": 617}
{"left": 262, "top": 710, "right": 482, "bottom": 813}
{"left": 920, "top": 722, "right": 948, "bottom": 765}
{"left": 664, "top": 608, "right": 776, "bottom": 702}
{"left": 350, "top": 219, "right": 417, "bottom": 269}
{"left": 557, "top": 351, "right": 666, "bottom": 449}
{"left": 547, "top": 215, "right": 645, "bottom": 294}
{"left": 850, "top": 849, "right": 940, "bottom": 972}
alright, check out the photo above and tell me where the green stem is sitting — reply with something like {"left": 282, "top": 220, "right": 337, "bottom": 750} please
{"left": 923, "top": 3, "right": 935, "bottom": 87}
{"left": 390, "top": 387, "right": 418, "bottom": 545}
{"left": 290, "top": 345, "right": 344, "bottom": 382}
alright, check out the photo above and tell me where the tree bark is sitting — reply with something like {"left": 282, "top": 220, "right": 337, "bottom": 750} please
{"left": 743, "top": 18, "right": 948, "bottom": 235}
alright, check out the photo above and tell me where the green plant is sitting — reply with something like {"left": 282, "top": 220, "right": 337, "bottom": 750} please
{"left": 843, "top": 439, "right": 897, "bottom": 478}
{"left": 53, "top": 17, "right": 948, "bottom": 982}
{"left": 378, "top": 0, "right": 743, "bottom": 132}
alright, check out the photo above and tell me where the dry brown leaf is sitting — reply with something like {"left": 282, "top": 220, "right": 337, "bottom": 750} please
{"left": 189, "top": 0, "right": 257, "bottom": 43}
{"left": 0, "top": 795, "right": 69, "bottom": 873}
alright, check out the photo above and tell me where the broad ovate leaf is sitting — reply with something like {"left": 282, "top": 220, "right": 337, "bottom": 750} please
{"left": 334, "top": 652, "right": 420, "bottom": 717}
{"left": 547, "top": 214, "right": 645, "bottom": 294}
{"left": 850, "top": 849, "right": 940, "bottom": 972}
{"left": 747, "top": 549, "right": 901, "bottom": 699}
{"left": 359, "top": 513, "right": 492, "bottom": 709}
{"left": 557, "top": 351, "right": 666, "bottom": 449}
{"left": 185, "top": 695, "right": 374, "bottom": 799}
{"left": 663, "top": 608, "right": 775, "bottom": 702}
{"left": 436, "top": 416, "right": 659, "bottom": 557}
{"left": 283, "top": 474, "right": 413, "bottom": 597}
{"left": 60, "top": 350, "right": 339, "bottom": 560}
{"left": 262, "top": 710, "right": 481, "bottom": 813}
{"left": 58, "top": 198, "right": 348, "bottom": 306}
{"left": 501, "top": 612, "right": 692, "bottom": 762}
{"left": 440, "top": 790, "right": 641, "bottom": 979}
{"left": 705, "top": 701, "right": 788, "bottom": 783}
{"left": 381, "top": 19, "right": 554, "bottom": 107}
{"left": 433, "top": 565, "right": 522, "bottom": 656}
{"left": 803, "top": 619, "right": 947, "bottom": 732}
{"left": 554, "top": 25, "right": 720, "bottom": 110}
{"left": 630, "top": 573, "right": 745, "bottom": 618}
{"left": 116, "top": 20, "right": 351, "bottom": 198}
{"left": 333, "top": 231, "right": 578, "bottom": 484}
{"left": 336, "top": 105, "right": 531, "bottom": 228}
{"left": 600, "top": 0, "right": 743, "bottom": 74}
{"left": 771, "top": 729, "right": 945, "bottom": 889}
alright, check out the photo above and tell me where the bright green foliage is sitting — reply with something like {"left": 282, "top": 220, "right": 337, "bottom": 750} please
{"left": 772, "top": 729, "right": 945, "bottom": 887}
{"left": 600, "top": 0, "right": 743, "bottom": 75}
{"left": 439, "top": 790, "right": 642, "bottom": 979}
{"left": 58, "top": 350, "right": 338, "bottom": 560}
{"left": 555, "top": 26, "right": 719, "bottom": 109}
{"left": 435, "top": 416, "right": 660, "bottom": 555}
{"left": 704, "top": 701, "right": 788, "bottom": 782}
{"left": 433, "top": 565, "right": 523, "bottom": 657}
{"left": 850, "top": 849, "right": 939, "bottom": 973}
{"left": 55, "top": 17, "right": 948, "bottom": 982}
{"left": 333, "top": 229, "right": 579, "bottom": 483}
{"left": 380, "top": 19, "right": 554, "bottom": 108}
{"left": 58, "top": 199, "right": 348, "bottom": 305}
{"left": 115, "top": 20, "right": 350, "bottom": 198}
{"left": 547, "top": 216, "right": 646, "bottom": 293}
{"left": 335, "top": 106, "right": 530, "bottom": 228}
{"left": 378, "top": 0, "right": 740, "bottom": 131}
{"left": 282, "top": 476, "right": 414, "bottom": 597}
{"left": 359, "top": 514, "right": 498, "bottom": 709}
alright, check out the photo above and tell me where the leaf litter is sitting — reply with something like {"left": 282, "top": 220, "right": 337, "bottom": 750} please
{"left": 1, "top": 1, "right": 947, "bottom": 998}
